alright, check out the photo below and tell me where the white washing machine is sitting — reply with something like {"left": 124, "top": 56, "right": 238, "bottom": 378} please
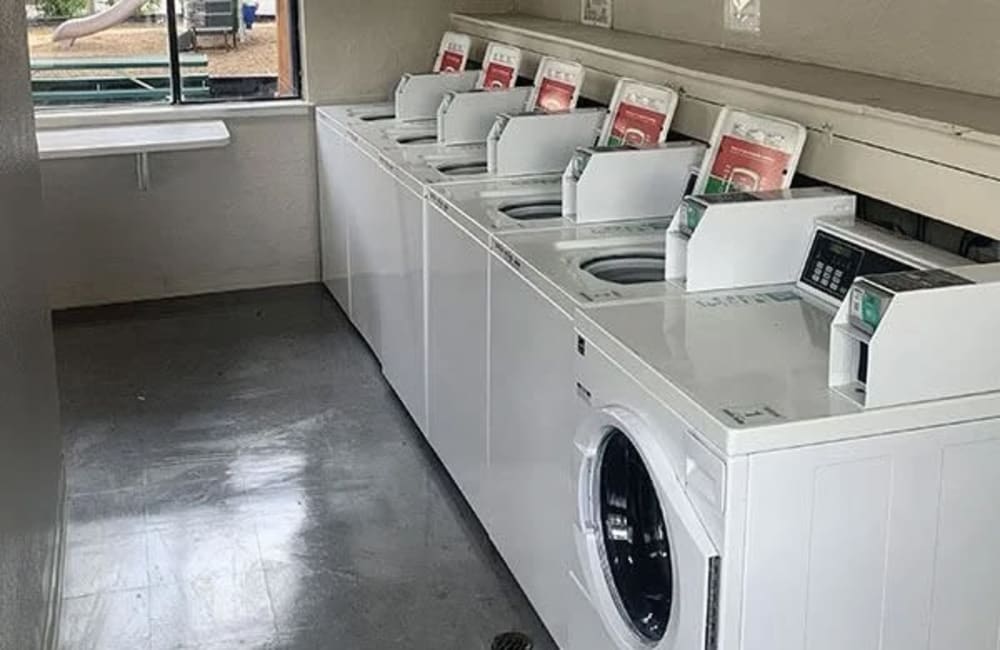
{"left": 316, "top": 107, "right": 355, "bottom": 312}
{"left": 323, "top": 102, "right": 602, "bottom": 479}
{"left": 422, "top": 158, "right": 681, "bottom": 544}
{"left": 355, "top": 54, "right": 590, "bottom": 169}
{"left": 316, "top": 105, "right": 384, "bottom": 330}
{"left": 347, "top": 74, "right": 671, "bottom": 451}
{"left": 316, "top": 102, "right": 424, "bottom": 315}
{"left": 421, "top": 174, "right": 577, "bottom": 527}
{"left": 357, "top": 40, "right": 528, "bottom": 147}
{"left": 356, "top": 70, "right": 600, "bottom": 512}
{"left": 568, "top": 219, "right": 995, "bottom": 650}
{"left": 485, "top": 187, "right": 856, "bottom": 649}
{"left": 314, "top": 32, "right": 517, "bottom": 317}
{"left": 316, "top": 104, "right": 429, "bottom": 432}
{"left": 486, "top": 220, "right": 684, "bottom": 648}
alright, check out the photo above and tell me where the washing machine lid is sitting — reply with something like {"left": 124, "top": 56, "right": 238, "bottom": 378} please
{"left": 576, "top": 407, "right": 720, "bottom": 649}
{"left": 316, "top": 101, "right": 396, "bottom": 129}
{"left": 493, "top": 221, "right": 677, "bottom": 315}
{"left": 426, "top": 175, "right": 566, "bottom": 247}
{"left": 354, "top": 118, "right": 437, "bottom": 147}
{"left": 383, "top": 141, "right": 488, "bottom": 184}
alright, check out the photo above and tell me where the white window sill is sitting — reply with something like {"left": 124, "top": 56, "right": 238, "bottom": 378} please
{"left": 35, "top": 100, "right": 312, "bottom": 130}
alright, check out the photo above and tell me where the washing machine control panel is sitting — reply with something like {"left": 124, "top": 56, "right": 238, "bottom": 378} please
{"left": 800, "top": 230, "right": 911, "bottom": 302}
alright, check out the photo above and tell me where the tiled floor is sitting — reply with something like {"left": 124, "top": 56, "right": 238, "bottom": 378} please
{"left": 54, "top": 284, "right": 555, "bottom": 650}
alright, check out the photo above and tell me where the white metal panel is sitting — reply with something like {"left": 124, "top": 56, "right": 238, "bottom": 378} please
{"left": 424, "top": 202, "right": 490, "bottom": 513}
{"left": 566, "top": 573, "right": 621, "bottom": 650}
{"left": 806, "top": 458, "right": 892, "bottom": 650}
{"left": 683, "top": 433, "right": 726, "bottom": 548}
{"left": 377, "top": 175, "right": 427, "bottom": 432}
{"left": 346, "top": 140, "right": 393, "bottom": 355}
{"left": 743, "top": 448, "right": 896, "bottom": 650}
{"left": 742, "top": 420, "right": 1000, "bottom": 650}
{"left": 315, "top": 115, "right": 351, "bottom": 313}
{"left": 488, "top": 251, "right": 577, "bottom": 647}
{"left": 928, "top": 437, "right": 1000, "bottom": 650}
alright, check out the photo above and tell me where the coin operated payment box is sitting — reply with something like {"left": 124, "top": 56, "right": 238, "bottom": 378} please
{"left": 665, "top": 187, "right": 857, "bottom": 293}
{"left": 830, "top": 264, "right": 1000, "bottom": 409}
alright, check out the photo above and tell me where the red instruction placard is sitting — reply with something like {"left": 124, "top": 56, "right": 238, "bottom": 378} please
{"left": 437, "top": 50, "right": 466, "bottom": 73}
{"left": 534, "top": 78, "right": 576, "bottom": 112}
{"left": 704, "top": 135, "right": 792, "bottom": 194}
{"left": 607, "top": 102, "right": 668, "bottom": 147}
{"left": 481, "top": 63, "right": 516, "bottom": 90}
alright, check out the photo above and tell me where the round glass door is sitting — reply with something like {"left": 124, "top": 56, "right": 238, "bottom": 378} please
{"left": 596, "top": 429, "right": 673, "bottom": 643}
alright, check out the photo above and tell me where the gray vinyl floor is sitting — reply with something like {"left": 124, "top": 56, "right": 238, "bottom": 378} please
{"left": 54, "top": 284, "right": 555, "bottom": 650}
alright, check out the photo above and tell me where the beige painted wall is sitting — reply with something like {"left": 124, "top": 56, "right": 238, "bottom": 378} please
{"left": 300, "top": 0, "right": 515, "bottom": 104}
{"left": 40, "top": 114, "right": 318, "bottom": 309}
{"left": 0, "top": 2, "right": 64, "bottom": 648}
{"left": 515, "top": 0, "right": 1000, "bottom": 98}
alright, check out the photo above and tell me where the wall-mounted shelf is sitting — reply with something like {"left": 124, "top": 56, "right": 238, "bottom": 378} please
{"left": 453, "top": 13, "right": 1000, "bottom": 239}
{"left": 37, "top": 120, "right": 231, "bottom": 190}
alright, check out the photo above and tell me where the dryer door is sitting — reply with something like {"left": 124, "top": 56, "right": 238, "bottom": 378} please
{"left": 575, "top": 406, "right": 720, "bottom": 650}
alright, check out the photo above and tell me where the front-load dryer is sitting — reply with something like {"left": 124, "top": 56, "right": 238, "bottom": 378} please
{"left": 570, "top": 219, "right": 998, "bottom": 650}
{"left": 486, "top": 220, "right": 684, "bottom": 648}
{"left": 570, "top": 372, "right": 721, "bottom": 650}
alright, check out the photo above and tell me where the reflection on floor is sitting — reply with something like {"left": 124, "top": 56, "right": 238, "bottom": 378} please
{"left": 54, "top": 284, "right": 555, "bottom": 650}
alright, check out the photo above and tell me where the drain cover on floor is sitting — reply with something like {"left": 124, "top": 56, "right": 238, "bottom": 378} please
{"left": 492, "top": 632, "right": 533, "bottom": 650}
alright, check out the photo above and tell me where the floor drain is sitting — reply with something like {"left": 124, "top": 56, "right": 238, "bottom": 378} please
{"left": 492, "top": 632, "right": 533, "bottom": 650}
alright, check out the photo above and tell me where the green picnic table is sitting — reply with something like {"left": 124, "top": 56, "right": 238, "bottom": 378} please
{"left": 31, "top": 55, "right": 211, "bottom": 105}
{"left": 31, "top": 54, "right": 208, "bottom": 71}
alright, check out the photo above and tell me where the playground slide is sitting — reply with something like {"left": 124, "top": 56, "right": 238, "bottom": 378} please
{"left": 52, "top": 0, "right": 149, "bottom": 44}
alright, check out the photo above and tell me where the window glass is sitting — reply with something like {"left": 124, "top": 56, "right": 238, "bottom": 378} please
{"left": 27, "top": 0, "right": 173, "bottom": 107}
{"left": 174, "top": 0, "right": 299, "bottom": 101}
{"left": 26, "top": 0, "right": 299, "bottom": 107}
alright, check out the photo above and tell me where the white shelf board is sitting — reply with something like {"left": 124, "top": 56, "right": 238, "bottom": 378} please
{"left": 453, "top": 13, "right": 1000, "bottom": 239}
{"left": 37, "top": 120, "right": 230, "bottom": 161}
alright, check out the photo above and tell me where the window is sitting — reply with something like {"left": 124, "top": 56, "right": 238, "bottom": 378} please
{"left": 25, "top": 0, "right": 299, "bottom": 107}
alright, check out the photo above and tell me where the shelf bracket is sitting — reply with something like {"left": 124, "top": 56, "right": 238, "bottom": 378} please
{"left": 136, "top": 152, "right": 150, "bottom": 191}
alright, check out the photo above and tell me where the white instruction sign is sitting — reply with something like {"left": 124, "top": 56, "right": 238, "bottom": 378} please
{"left": 582, "top": 0, "right": 613, "bottom": 28}
{"left": 725, "top": 0, "right": 761, "bottom": 33}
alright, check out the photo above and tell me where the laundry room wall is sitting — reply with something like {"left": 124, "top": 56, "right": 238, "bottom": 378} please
{"left": 300, "top": 0, "right": 515, "bottom": 104}
{"left": 38, "top": 111, "right": 318, "bottom": 309}
{"left": 0, "top": 2, "right": 64, "bottom": 648}
{"left": 513, "top": 0, "right": 1000, "bottom": 99}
